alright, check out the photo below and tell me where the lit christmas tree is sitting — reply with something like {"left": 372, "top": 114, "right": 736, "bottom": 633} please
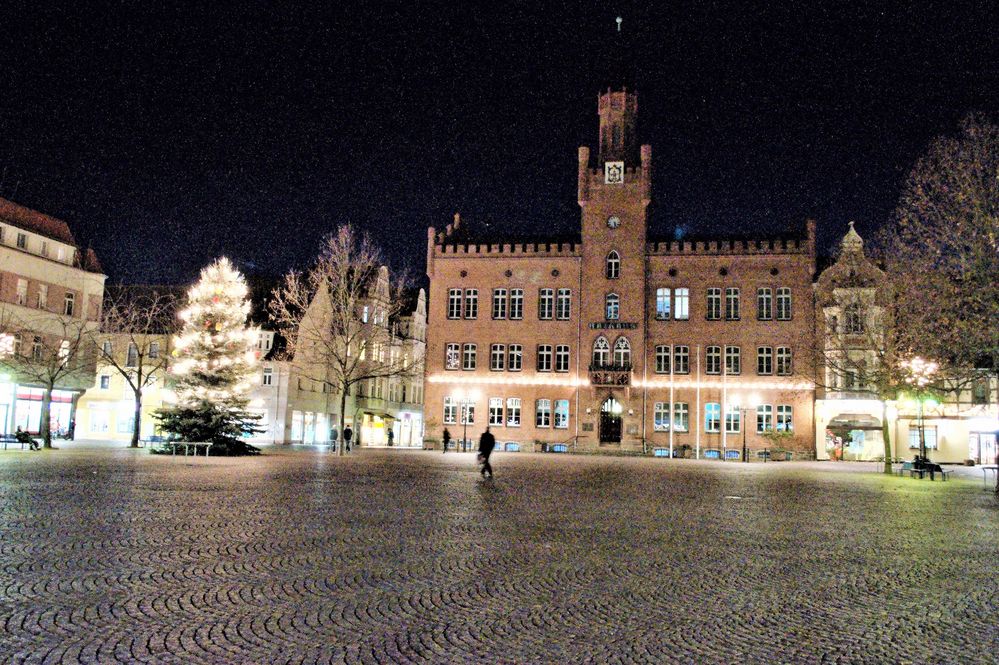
{"left": 156, "top": 257, "right": 262, "bottom": 455}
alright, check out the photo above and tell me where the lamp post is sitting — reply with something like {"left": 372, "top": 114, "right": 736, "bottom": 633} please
{"left": 901, "top": 356, "right": 938, "bottom": 460}
{"left": 730, "top": 396, "right": 757, "bottom": 462}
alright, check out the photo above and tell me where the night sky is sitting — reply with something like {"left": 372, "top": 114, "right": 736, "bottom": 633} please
{"left": 1, "top": 1, "right": 996, "bottom": 285}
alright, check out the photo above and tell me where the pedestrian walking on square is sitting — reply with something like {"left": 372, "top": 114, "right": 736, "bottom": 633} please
{"left": 387, "top": 429, "right": 394, "bottom": 447}
{"left": 342, "top": 426, "right": 353, "bottom": 452}
{"left": 329, "top": 428, "right": 338, "bottom": 451}
{"left": 442, "top": 428, "right": 451, "bottom": 453}
{"left": 477, "top": 427, "right": 495, "bottom": 478}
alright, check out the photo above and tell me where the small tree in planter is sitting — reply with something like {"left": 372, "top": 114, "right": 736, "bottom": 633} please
{"left": 155, "top": 258, "right": 261, "bottom": 455}
{"left": 759, "top": 429, "right": 795, "bottom": 460}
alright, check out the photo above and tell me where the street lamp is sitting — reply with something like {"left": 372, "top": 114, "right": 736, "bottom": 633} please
{"left": 730, "top": 395, "right": 759, "bottom": 463}
{"left": 901, "top": 356, "right": 939, "bottom": 460}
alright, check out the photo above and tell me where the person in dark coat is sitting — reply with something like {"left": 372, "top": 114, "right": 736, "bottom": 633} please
{"left": 342, "top": 426, "right": 353, "bottom": 452}
{"left": 387, "top": 429, "right": 394, "bottom": 447}
{"left": 442, "top": 428, "right": 451, "bottom": 454}
{"left": 477, "top": 427, "right": 496, "bottom": 478}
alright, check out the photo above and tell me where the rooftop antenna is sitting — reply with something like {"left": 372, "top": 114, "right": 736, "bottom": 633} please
{"left": 616, "top": 16, "right": 622, "bottom": 32}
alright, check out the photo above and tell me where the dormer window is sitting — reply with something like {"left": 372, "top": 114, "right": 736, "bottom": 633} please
{"left": 16, "top": 233, "right": 27, "bottom": 249}
{"left": 606, "top": 251, "right": 621, "bottom": 279}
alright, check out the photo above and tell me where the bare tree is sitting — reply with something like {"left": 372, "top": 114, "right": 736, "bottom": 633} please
{"left": 883, "top": 113, "right": 999, "bottom": 486}
{"left": 0, "top": 312, "right": 96, "bottom": 448}
{"left": 97, "top": 288, "right": 178, "bottom": 447}
{"left": 269, "top": 224, "right": 422, "bottom": 455}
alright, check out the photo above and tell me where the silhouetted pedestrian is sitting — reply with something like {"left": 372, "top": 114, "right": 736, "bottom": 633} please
{"left": 442, "top": 428, "right": 451, "bottom": 454}
{"left": 387, "top": 429, "right": 394, "bottom": 447}
{"left": 343, "top": 426, "right": 353, "bottom": 452}
{"left": 477, "top": 427, "right": 495, "bottom": 478}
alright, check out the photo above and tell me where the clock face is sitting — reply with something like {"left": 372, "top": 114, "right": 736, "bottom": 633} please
{"left": 607, "top": 216, "right": 621, "bottom": 229}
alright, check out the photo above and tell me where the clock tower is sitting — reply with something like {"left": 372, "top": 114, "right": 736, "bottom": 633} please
{"left": 576, "top": 85, "right": 652, "bottom": 448}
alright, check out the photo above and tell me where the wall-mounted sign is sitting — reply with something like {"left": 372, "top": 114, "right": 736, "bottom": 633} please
{"left": 589, "top": 322, "right": 638, "bottom": 330}
{"left": 604, "top": 161, "right": 624, "bottom": 184}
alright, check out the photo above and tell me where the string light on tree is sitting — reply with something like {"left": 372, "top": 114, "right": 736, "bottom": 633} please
{"left": 155, "top": 257, "right": 262, "bottom": 455}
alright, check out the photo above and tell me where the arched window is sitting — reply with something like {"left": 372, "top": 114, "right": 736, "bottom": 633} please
{"left": 605, "top": 293, "right": 620, "bottom": 320}
{"left": 613, "top": 337, "right": 631, "bottom": 367}
{"left": 592, "top": 336, "right": 610, "bottom": 367}
{"left": 606, "top": 251, "right": 620, "bottom": 279}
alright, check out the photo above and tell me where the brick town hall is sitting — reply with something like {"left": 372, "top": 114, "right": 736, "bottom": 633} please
{"left": 424, "top": 85, "right": 819, "bottom": 459}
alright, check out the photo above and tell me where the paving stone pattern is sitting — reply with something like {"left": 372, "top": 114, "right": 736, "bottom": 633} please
{"left": 0, "top": 449, "right": 996, "bottom": 664}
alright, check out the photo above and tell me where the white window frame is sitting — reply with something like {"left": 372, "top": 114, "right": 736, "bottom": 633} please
{"left": 776, "top": 287, "right": 792, "bottom": 320}
{"left": 507, "top": 344, "right": 523, "bottom": 371}
{"left": 536, "top": 399, "right": 551, "bottom": 428}
{"left": 555, "top": 345, "right": 570, "bottom": 372}
{"left": 605, "top": 293, "right": 620, "bottom": 320}
{"left": 706, "top": 288, "right": 721, "bottom": 320}
{"left": 447, "top": 289, "right": 462, "bottom": 319}
{"left": 509, "top": 289, "right": 523, "bottom": 320}
{"left": 654, "top": 402, "right": 670, "bottom": 431}
{"left": 554, "top": 400, "right": 569, "bottom": 429}
{"left": 492, "top": 289, "right": 507, "bottom": 320}
{"left": 489, "top": 397, "right": 504, "bottom": 426}
{"left": 506, "top": 398, "right": 521, "bottom": 427}
{"left": 537, "top": 344, "right": 553, "bottom": 372}
{"left": 606, "top": 251, "right": 620, "bottom": 279}
{"left": 655, "top": 288, "right": 670, "bottom": 320}
{"left": 776, "top": 347, "right": 792, "bottom": 376}
{"left": 490, "top": 344, "right": 506, "bottom": 371}
{"left": 555, "top": 288, "right": 571, "bottom": 320}
{"left": 462, "top": 344, "right": 476, "bottom": 370}
{"left": 706, "top": 345, "right": 721, "bottom": 375}
{"left": 464, "top": 289, "right": 478, "bottom": 319}
{"left": 674, "top": 288, "right": 689, "bottom": 320}
{"left": 538, "top": 288, "right": 554, "bottom": 320}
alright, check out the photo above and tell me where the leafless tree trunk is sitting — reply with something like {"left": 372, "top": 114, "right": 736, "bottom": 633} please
{"left": 0, "top": 312, "right": 96, "bottom": 448}
{"left": 97, "top": 288, "right": 178, "bottom": 447}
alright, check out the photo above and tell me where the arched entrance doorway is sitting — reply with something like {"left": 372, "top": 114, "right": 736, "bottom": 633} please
{"left": 600, "top": 397, "right": 622, "bottom": 444}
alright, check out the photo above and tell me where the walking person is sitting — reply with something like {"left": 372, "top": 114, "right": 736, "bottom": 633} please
{"left": 330, "top": 427, "right": 338, "bottom": 452}
{"left": 342, "top": 425, "right": 353, "bottom": 452}
{"left": 442, "top": 427, "right": 451, "bottom": 454}
{"left": 387, "top": 429, "right": 394, "bottom": 447}
{"left": 477, "top": 426, "right": 496, "bottom": 478}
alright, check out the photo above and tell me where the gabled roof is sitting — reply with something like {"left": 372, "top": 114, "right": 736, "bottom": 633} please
{"left": 0, "top": 197, "right": 77, "bottom": 245}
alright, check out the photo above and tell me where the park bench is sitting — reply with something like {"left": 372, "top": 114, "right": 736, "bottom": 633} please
{"left": 981, "top": 465, "right": 997, "bottom": 489}
{"left": 0, "top": 434, "right": 35, "bottom": 450}
{"left": 898, "top": 461, "right": 950, "bottom": 481}
{"left": 158, "top": 441, "right": 213, "bottom": 458}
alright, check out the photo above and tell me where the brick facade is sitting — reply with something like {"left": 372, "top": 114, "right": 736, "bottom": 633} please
{"left": 425, "top": 89, "right": 817, "bottom": 457}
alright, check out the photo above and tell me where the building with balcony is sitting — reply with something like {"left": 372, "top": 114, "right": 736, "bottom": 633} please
{"left": 424, "top": 87, "right": 818, "bottom": 457}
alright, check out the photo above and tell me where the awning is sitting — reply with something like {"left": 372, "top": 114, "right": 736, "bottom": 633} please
{"left": 828, "top": 413, "right": 882, "bottom": 430}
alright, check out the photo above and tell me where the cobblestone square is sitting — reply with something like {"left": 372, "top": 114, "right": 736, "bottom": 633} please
{"left": 0, "top": 448, "right": 996, "bottom": 664}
